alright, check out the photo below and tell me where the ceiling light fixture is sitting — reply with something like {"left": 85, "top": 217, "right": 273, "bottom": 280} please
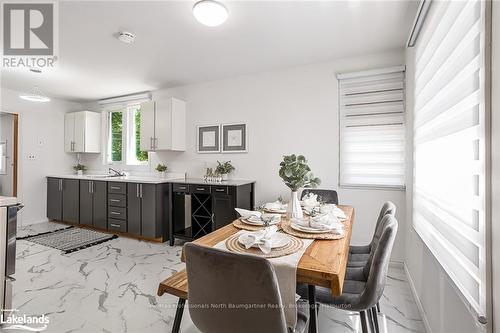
{"left": 117, "top": 31, "right": 135, "bottom": 44}
{"left": 19, "top": 86, "right": 51, "bottom": 102}
{"left": 193, "top": 0, "right": 228, "bottom": 27}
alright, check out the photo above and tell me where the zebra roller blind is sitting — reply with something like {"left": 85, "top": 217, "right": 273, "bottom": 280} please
{"left": 412, "top": 0, "right": 487, "bottom": 322}
{"left": 338, "top": 66, "right": 406, "bottom": 189}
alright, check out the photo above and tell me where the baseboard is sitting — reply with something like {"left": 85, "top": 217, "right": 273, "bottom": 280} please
{"left": 404, "top": 262, "right": 433, "bottom": 333}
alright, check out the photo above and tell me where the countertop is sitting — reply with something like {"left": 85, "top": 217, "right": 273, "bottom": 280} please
{"left": 170, "top": 178, "right": 256, "bottom": 186}
{"left": 47, "top": 174, "right": 185, "bottom": 184}
{"left": 46, "top": 175, "right": 255, "bottom": 186}
{"left": 0, "top": 196, "right": 19, "bottom": 207}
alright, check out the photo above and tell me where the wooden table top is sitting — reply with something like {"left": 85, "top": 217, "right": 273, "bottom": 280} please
{"left": 158, "top": 205, "right": 354, "bottom": 299}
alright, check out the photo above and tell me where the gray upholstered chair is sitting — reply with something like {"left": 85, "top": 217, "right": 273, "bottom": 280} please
{"left": 184, "top": 243, "right": 310, "bottom": 333}
{"left": 301, "top": 189, "right": 339, "bottom": 205}
{"left": 297, "top": 215, "right": 398, "bottom": 333}
{"left": 348, "top": 201, "right": 396, "bottom": 267}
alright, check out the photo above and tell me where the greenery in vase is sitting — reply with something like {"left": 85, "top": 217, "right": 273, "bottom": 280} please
{"left": 73, "top": 164, "right": 86, "bottom": 172}
{"left": 155, "top": 164, "right": 167, "bottom": 172}
{"left": 215, "top": 161, "right": 235, "bottom": 175}
{"left": 278, "top": 154, "right": 320, "bottom": 192}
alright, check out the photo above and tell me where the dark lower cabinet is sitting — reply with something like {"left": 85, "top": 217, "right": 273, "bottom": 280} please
{"left": 80, "top": 180, "right": 107, "bottom": 229}
{"left": 47, "top": 178, "right": 63, "bottom": 220}
{"left": 128, "top": 183, "right": 169, "bottom": 239}
{"left": 62, "top": 179, "right": 79, "bottom": 224}
{"left": 171, "top": 182, "right": 255, "bottom": 245}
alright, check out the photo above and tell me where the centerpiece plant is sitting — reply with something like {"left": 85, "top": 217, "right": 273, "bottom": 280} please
{"left": 278, "top": 154, "right": 320, "bottom": 218}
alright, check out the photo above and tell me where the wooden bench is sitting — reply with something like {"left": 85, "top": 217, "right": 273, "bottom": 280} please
{"left": 158, "top": 269, "right": 188, "bottom": 333}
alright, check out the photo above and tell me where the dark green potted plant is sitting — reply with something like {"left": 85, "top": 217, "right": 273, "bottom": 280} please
{"left": 73, "top": 164, "right": 86, "bottom": 176}
{"left": 156, "top": 164, "right": 168, "bottom": 178}
{"left": 215, "top": 161, "right": 235, "bottom": 181}
{"left": 278, "top": 154, "right": 320, "bottom": 218}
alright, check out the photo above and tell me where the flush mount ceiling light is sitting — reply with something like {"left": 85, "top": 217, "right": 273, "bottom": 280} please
{"left": 19, "top": 86, "right": 50, "bottom": 102}
{"left": 117, "top": 31, "right": 135, "bottom": 44}
{"left": 193, "top": 0, "right": 228, "bottom": 27}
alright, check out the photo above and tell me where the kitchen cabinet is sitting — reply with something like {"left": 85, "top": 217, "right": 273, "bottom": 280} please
{"left": 80, "top": 180, "right": 107, "bottom": 229}
{"left": 47, "top": 178, "right": 63, "bottom": 220}
{"left": 170, "top": 181, "right": 254, "bottom": 245}
{"left": 128, "top": 183, "right": 169, "bottom": 239}
{"left": 65, "top": 111, "right": 101, "bottom": 153}
{"left": 140, "top": 98, "right": 186, "bottom": 152}
{"left": 62, "top": 179, "right": 79, "bottom": 224}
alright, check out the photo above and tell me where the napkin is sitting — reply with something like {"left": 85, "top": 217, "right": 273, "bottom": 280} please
{"left": 320, "top": 204, "right": 347, "bottom": 220}
{"left": 239, "top": 226, "right": 278, "bottom": 254}
{"left": 302, "top": 193, "right": 319, "bottom": 208}
{"left": 292, "top": 214, "right": 344, "bottom": 233}
{"left": 264, "top": 201, "right": 287, "bottom": 211}
{"left": 235, "top": 208, "right": 262, "bottom": 220}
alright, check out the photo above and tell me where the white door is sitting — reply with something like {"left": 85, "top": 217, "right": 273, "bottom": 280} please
{"left": 73, "top": 112, "right": 86, "bottom": 152}
{"left": 64, "top": 113, "right": 75, "bottom": 152}
{"left": 140, "top": 101, "right": 155, "bottom": 151}
{"left": 154, "top": 99, "right": 172, "bottom": 150}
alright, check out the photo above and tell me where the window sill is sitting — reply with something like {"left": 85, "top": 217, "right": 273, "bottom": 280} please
{"left": 339, "top": 184, "right": 406, "bottom": 191}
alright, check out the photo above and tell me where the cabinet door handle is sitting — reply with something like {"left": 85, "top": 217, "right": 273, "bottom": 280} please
{"left": 110, "top": 223, "right": 121, "bottom": 228}
{"left": 154, "top": 137, "right": 158, "bottom": 150}
{"left": 110, "top": 211, "right": 121, "bottom": 215}
{"left": 136, "top": 184, "right": 140, "bottom": 198}
{"left": 110, "top": 186, "right": 120, "bottom": 190}
{"left": 215, "top": 188, "right": 225, "bottom": 192}
{"left": 88, "top": 181, "right": 92, "bottom": 193}
{"left": 196, "top": 187, "right": 206, "bottom": 191}
{"left": 59, "top": 179, "right": 63, "bottom": 191}
{"left": 110, "top": 199, "right": 120, "bottom": 202}
{"left": 150, "top": 137, "right": 154, "bottom": 150}
{"left": 140, "top": 184, "right": 143, "bottom": 198}
{"left": 178, "top": 186, "right": 186, "bottom": 190}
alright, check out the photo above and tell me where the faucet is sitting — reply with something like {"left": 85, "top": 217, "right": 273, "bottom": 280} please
{"left": 108, "top": 167, "right": 125, "bottom": 177}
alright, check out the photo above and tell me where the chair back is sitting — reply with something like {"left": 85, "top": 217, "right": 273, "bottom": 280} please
{"left": 301, "top": 189, "right": 339, "bottom": 205}
{"left": 370, "top": 201, "right": 396, "bottom": 248}
{"left": 184, "top": 243, "right": 288, "bottom": 333}
{"left": 360, "top": 215, "right": 398, "bottom": 308}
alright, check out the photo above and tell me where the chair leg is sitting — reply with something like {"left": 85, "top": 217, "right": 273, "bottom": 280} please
{"left": 367, "top": 308, "right": 376, "bottom": 333}
{"left": 371, "top": 306, "right": 380, "bottom": 333}
{"left": 359, "top": 310, "right": 369, "bottom": 333}
{"left": 308, "top": 285, "right": 319, "bottom": 333}
{"left": 171, "top": 298, "right": 186, "bottom": 333}
{"left": 376, "top": 302, "right": 381, "bottom": 313}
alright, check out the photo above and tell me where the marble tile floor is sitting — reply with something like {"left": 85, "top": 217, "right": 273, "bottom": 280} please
{"left": 7, "top": 222, "right": 425, "bottom": 333}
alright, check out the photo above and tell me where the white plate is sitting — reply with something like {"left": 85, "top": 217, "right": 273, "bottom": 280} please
{"left": 238, "top": 232, "right": 290, "bottom": 249}
{"left": 240, "top": 217, "right": 280, "bottom": 226}
{"left": 263, "top": 208, "right": 287, "bottom": 214}
{"left": 290, "top": 222, "right": 343, "bottom": 234}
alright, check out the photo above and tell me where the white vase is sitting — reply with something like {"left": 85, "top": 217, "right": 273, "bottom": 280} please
{"left": 222, "top": 174, "right": 228, "bottom": 181}
{"left": 160, "top": 171, "right": 167, "bottom": 179}
{"left": 77, "top": 170, "right": 83, "bottom": 176}
{"left": 287, "top": 191, "right": 303, "bottom": 219}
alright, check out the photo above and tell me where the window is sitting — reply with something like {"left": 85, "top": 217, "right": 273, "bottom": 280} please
{"left": 338, "top": 67, "right": 406, "bottom": 189}
{"left": 106, "top": 104, "right": 148, "bottom": 166}
{"left": 412, "top": 0, "right": 487, "bottom": 321}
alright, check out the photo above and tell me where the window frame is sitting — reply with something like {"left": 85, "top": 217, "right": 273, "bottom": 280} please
{"left": 104, "top": 103, "right": 149, "bottom": 167}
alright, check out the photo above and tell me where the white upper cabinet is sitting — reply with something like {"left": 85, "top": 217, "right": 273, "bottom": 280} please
{"left": 65, "top": 111, "right": 101, "bottom": 153}
{"left": 140, "top": 98, "right": 186, "bottom": 151}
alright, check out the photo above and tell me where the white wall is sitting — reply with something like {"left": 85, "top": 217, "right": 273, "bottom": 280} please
{"left": 82, "top": 51, "right": 407, "bottom": 261}
{"left": 404, "top": 34, "right": 490, "bottom": 333}
{"left": 0, "top": 88, "right": 82, "bottom": 226}
{"left": 0, "top": 113, "right": 15, "bottom": 195}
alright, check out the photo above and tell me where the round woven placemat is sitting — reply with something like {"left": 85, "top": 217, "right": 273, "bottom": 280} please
{"left": 232, "top": 219, "right": 283, "bottom": 231}
{"left": 225, "top": 233, "right": 303, "bottom": 258}
{"left": 280, "top": 219, "right": 346, "bottom": 240}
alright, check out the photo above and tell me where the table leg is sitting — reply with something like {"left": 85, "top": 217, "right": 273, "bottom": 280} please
{"left": 171, "top": 298, "right": 186, "bottom": 333}
{"left": 308, "top": 284, "right": 319, "bottom": 333}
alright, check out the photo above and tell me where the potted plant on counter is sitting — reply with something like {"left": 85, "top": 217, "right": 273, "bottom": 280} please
{"left": 278, "top": 154, "right": 320, "bottom": 218}
{"left": 73, "top": 164, "right": 86, "bottom": 176}
{"left": 156, "top": 164, "right": 168, "bottom": 178}
{"left": 215, "top": 161, "right": 235, "bottom": 181}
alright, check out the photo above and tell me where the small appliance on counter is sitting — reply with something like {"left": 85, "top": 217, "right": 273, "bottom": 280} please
{"left": 0, "top": 197, "right": 23, "bottom": 316}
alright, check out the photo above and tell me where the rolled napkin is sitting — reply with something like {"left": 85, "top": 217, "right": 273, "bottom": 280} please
{"left": 239, "top": 225, "right": 278, "bottom": 254}
{"left": 264, "top": 201, "right": 287, "bottom": 211}
{"left": 320, "top": 204, "right": 347, "bottom": 220}
{"left": 301, "top": 193, "right": 319, "bottom": 208}
{"left": 235, "top": 208, "right": 262, "bottom": 220}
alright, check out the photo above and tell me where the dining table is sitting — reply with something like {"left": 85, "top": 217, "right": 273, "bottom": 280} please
{"left": 157, "top": 205, "right": 355, "bottom": 333}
